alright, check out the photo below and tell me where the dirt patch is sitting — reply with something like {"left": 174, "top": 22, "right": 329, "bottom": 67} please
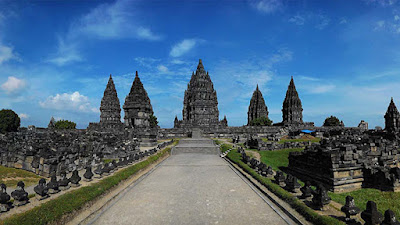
{"left": 245, "top": 150, "right": 261, "bottom": 161}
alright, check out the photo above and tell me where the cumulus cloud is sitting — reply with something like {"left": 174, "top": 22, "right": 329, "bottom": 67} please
{"left": 170, "top": 39, "right": 201, "bottom": 57}
{"left": 249, "top": 0, "right": 283, "bottom": 14}
{"left": 39, "top": 91, "right": 98, "bottom": 113}
{"left": 1, "top": 76, "right": 27, "bottom": 94}
{"left": 19, "top": 113, "right": 29, "bottom": 119}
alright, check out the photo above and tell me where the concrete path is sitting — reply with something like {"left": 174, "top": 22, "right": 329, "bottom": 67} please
{"left": 88, "top": 153, "right": 295, "bottom": 225}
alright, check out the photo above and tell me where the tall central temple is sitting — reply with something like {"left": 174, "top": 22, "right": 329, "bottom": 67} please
{"left": 174, "top": 59, "right": 227, "bottom": 128}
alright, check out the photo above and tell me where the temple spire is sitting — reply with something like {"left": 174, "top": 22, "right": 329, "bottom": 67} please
{"left": 123, "top": 71, "right": 154, "bottom": 128}
{"left": 385, "top": 97, "right": 400, "bottom": 132}
{"left": 248, "top": 85, "right": 269, "bottom": 125}
{"left": 282, "top": 76, "right": 303, "bottom": 124}
{"left": 100, "top": 74, "right": 122, "bottom": 127}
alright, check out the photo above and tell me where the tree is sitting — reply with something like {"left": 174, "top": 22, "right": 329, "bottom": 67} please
{"left": 323, "top": 115, "right": 341, "bottom": 127}
{"left": 0, "top": 109, "right": 20, "bottom": 133}
{"left": 249, "top": 117, "right": 273, "bottom": 126}
{"left": 54, "top": 120, "right": 76, "bottom": 129}
{"left": 149, "top": 114, "right": 158, "bottom": 128}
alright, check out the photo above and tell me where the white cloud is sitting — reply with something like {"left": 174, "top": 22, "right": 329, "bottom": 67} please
{"left": 249, "top": 0, "right": 283, "bottom": 14}
{"left": 289, "top": 15, "right": 305, "bottom": 25}
{"left": 157, "top": 65, "right": 169, "bottom": 73}
{"left": 39, "top": 91, "right": 98, "bottom": 113}
{"left": 134, "top": 57, "right": 161, "bottom": 68}
{"left": 170, "top": 59, "right": 186, "bottom": 65}
{"left": 299, "top": 76, "right": 320, "bottom": 81}
{"left": 0, "top": 44, "right": 17, "bottom": 64}
{"left": 307, "top": 84, "right": 336, "bottom": 94}
{"left": 340, "top": 18, "right": 348, "bottom": 24}
{"left": 48, "top": 0, "right": 161, "bottom": 66}
{"left": 170, "top": 39, "right": 202, "bottom": 57}
{"left": 46, "top": 37, "right": 83, "bottom": 66}
{"left": 315, "top": 14, "right": 330, "bottom": 30}
{"left": 364, "top": 0, "right": 397, "bottom": 7}
{"left": 1, "top": 76, "right": 27, "bottom": 94}
{"left": 19, "top": 113, "right": 29, "bottom": 119}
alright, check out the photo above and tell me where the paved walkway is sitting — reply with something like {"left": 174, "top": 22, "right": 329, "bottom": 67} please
{"left": 88, "top": 152, "right": 294, "bottom": 225}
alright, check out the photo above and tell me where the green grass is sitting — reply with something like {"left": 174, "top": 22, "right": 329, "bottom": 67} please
{"left": 329, "top": 188, "right": 400, "bottom": 220}
{"left": 226, "top": 149, "right": 344, "bottom": 225}
{"left": 214, "top": 139, "right": 223, "bottom": 145}
{"left": 220, "top": 143, "right": 233, "bottom": 153}
{"left": 277, "top": 138, "right": 320, "bottom": 144}
{"left": 1, "top": 140, "right": 179, "bottom": 225}
{"left": 102, "top": 158, "right": 117, "bottom": 164}
{"left": 0, "top": 166, "right": 42, "bottom": 187}
{"left": 259, "top": 148, "right": 304, "bottom": 171}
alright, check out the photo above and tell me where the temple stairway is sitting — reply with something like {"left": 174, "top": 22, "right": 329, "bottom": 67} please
{"left": 171, "top": 138, "right": 219, "bottom": 155}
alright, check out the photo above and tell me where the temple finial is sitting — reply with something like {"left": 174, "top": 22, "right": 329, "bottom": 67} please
{"left": 135, "top": 71, "right": 138, "bottom": 77}
{"left": 109, "top": 74, "right": 112, "bottom": 79}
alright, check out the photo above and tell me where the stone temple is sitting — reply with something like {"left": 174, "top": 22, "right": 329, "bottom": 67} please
{"left": 384, "top": 97, "right": 400, "bottom": 132}
{"left": 247, "top": 85, "right": 269, "bottom": 125}
{"left": 123, "top": 71, "right": 154, "bottom": 128}
{"left": 174, "top": 59, "right": 227, "bottom": 128}
{"left": 282, "top": 76, "right": 303, "bottom": 125}
{"left": 99, "top": 75, "right": 123, "bottom": 129}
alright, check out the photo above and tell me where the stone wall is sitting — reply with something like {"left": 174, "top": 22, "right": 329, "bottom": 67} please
{"left": 287, "top": 129, "right": 400, "bottom": 192}
{"left": 0, "top": 128, "right": 139, "bottom": 177}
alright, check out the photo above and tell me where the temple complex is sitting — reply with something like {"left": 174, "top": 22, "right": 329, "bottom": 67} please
{"left": 99, "top": 75, "right": 123, "bottom": 129}
{"left": 174, "top": 59, "right": 227, "bottom": 128}
{"left": 384, "top": 97, "right": 400, "bottom": 132}
{"left": 123, "top": 71, "right": 154, "bottom": 128}
{"left": 282, "top": 77, "right": 303, "bottom": 125}
{"left": 247, "top": 85, "right": 269, "bottom": 125}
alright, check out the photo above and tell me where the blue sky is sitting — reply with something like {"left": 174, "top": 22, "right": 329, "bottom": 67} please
{"left": 1, "top": 0, "right": 400, "bottom": 129}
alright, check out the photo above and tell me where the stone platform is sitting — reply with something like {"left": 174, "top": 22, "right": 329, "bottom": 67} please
{"left": 171, "top": 138, "right": 219, "bottom": 155}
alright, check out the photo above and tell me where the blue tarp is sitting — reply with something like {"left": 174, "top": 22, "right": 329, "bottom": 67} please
{"left": 301, "top": 129, "right": 315, "bottom": 134}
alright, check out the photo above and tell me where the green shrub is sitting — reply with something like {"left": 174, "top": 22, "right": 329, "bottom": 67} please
{"left": 149, "top": 114, "right": 158, "bottom": 128}
{"left": 54, "top": 120, "right": 76, "bottom": 129}
{"left": 0, "top": 109, "right": 20, "bottom": 133}
{"left": 323, "top": 115, "right": 341, "bottom": 127}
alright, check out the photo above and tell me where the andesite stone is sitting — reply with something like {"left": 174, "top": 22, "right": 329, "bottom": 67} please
{"left": 248, "top": 84, "right": 269, "bottom": 125}
{"left": 282, "top": 76, "right": 303, "bottom": 125}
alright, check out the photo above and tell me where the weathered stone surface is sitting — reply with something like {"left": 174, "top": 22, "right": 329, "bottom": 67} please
{"left": 248, "top": 85, "right": 269, "bottom": 125}
{"left": 385, "top": 97, "right": 400, "bottom": 132}
{"left": 123, "top": 71, "right": 153, "bottom": 128}
{"left": 340, "top": 196, "right": 360, "bottom": 220}
{"left": 361, "top": 201, "right": 383, "bottom": 225}
{"left": 282, "top": 77, "right": 303, "bottom": 125}
{"left": 175, "top": 59, "right": 226, "bottom": 128}
{"left": 99, "top": 75, "right": 123, "bottom": 129}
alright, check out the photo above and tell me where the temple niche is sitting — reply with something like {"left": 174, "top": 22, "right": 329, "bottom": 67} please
{"left": 282, "top": 76, "right": 303, "bottom": 125}
{"left": 175, "top": 59, "right": 227, "bottom": 128}
{"left": 123, "top": 71, "right": 154, "bottom": 128}
{"left": 247, "top": 85, "right": 269, "bottom": 125}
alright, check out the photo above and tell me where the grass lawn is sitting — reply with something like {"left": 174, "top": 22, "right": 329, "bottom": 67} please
{"left": 329, "top": 188, "right": 400, "bottom": 219}
{"left": 0, "top": 166, "right": 42, "bottom": 187}
{"left": 259, "top": 148, "right": 304, "bottom": 171}
{"left": 277, "top": 138, "right": 320, "bottom": 144}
